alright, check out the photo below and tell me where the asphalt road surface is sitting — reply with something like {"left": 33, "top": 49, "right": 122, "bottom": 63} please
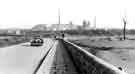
{"left": 0, "top": 38, "right": 54, "bottom": 74}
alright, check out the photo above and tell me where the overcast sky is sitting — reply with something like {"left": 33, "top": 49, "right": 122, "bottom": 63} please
{"left": 0, "top": 0, "right": 134, "bottom": 29}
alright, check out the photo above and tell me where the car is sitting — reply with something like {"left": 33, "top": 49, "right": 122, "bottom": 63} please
{"left": 30, "top": 38, "right": 44, "bottom": 46}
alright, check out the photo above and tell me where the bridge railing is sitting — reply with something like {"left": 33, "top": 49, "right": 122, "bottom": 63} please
{"left": 60, "top": 39, "right": 128, "bottom": 74}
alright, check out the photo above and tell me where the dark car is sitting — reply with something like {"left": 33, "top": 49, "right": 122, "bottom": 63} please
{"left": 30, "top": 38, "right": 44, "bottom": 46}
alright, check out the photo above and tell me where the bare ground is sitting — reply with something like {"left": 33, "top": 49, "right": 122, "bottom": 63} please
{"left": 70, "top": 35, "right": 135, "bottom": 74}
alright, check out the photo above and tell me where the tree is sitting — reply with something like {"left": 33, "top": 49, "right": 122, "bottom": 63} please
{"left": 123, "top": 18, "right": 127, "bottom": 40}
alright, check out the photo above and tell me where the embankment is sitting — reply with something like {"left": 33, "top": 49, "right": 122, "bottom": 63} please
{"left": 60, "top": 39, "right": 128, "bottom": 74}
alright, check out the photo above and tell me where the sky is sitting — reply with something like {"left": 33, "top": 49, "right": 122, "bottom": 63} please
{"left": 0, "top": 0, "right": 134, "bottom": 29}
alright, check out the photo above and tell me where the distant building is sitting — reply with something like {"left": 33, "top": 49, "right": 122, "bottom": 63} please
{"left": 7, "top": 29, "right": 24, "bottom": 35}
{"left": 82, "top": 20, "right": 91, "bottom": 30}
{"left": 48, "top": 24, "right": 78, "bottom": 31}
{"left": 32, "top": 24, "right": 47, "bottom": 31}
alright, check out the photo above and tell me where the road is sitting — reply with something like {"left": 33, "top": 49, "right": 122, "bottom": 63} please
{"left": 0, "top": 38, "right": 126, "bottom": 74}
{"left": 0, "top": 38, "right": 54, "bottom": 74}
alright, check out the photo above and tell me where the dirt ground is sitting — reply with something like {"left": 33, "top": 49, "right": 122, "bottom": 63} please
{"left": 71, "top": 35, "right": 135, "bottom": 74}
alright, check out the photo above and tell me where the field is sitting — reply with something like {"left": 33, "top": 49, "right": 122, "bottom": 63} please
{"left": 0, "top": 36, "right": 29, "bottom": 47}
{"left": 69, "top": 35, "right": 135, "bottom": 74}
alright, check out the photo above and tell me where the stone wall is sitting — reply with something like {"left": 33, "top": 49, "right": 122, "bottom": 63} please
{"left": 60, "top": 39, "right": 128, "bottom": 74}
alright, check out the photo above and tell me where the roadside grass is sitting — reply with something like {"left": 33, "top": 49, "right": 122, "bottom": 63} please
{"left": 0, "top": 36, "right": 30, "bottom": 47}
{"left": 70, "top": 36, "right": 135, "bottom": 74}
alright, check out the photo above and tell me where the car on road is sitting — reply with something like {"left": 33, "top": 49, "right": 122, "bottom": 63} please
{"left": 30, "top": 38, "right": 44, "bottom": 46}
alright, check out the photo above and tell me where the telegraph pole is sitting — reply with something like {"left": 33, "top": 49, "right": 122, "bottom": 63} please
{"left": 57, "top": 8, "right": 61, "bottom": 31}
{"left": 94, "top": 16, "right": 96, "bottom": 29}
{"left": 58, "top": 8, "right": 61, "bottom": 25}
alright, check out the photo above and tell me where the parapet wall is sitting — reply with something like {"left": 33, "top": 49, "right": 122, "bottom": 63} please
{"left": 60, "top": 39, "right": 128, "bottom": 74}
